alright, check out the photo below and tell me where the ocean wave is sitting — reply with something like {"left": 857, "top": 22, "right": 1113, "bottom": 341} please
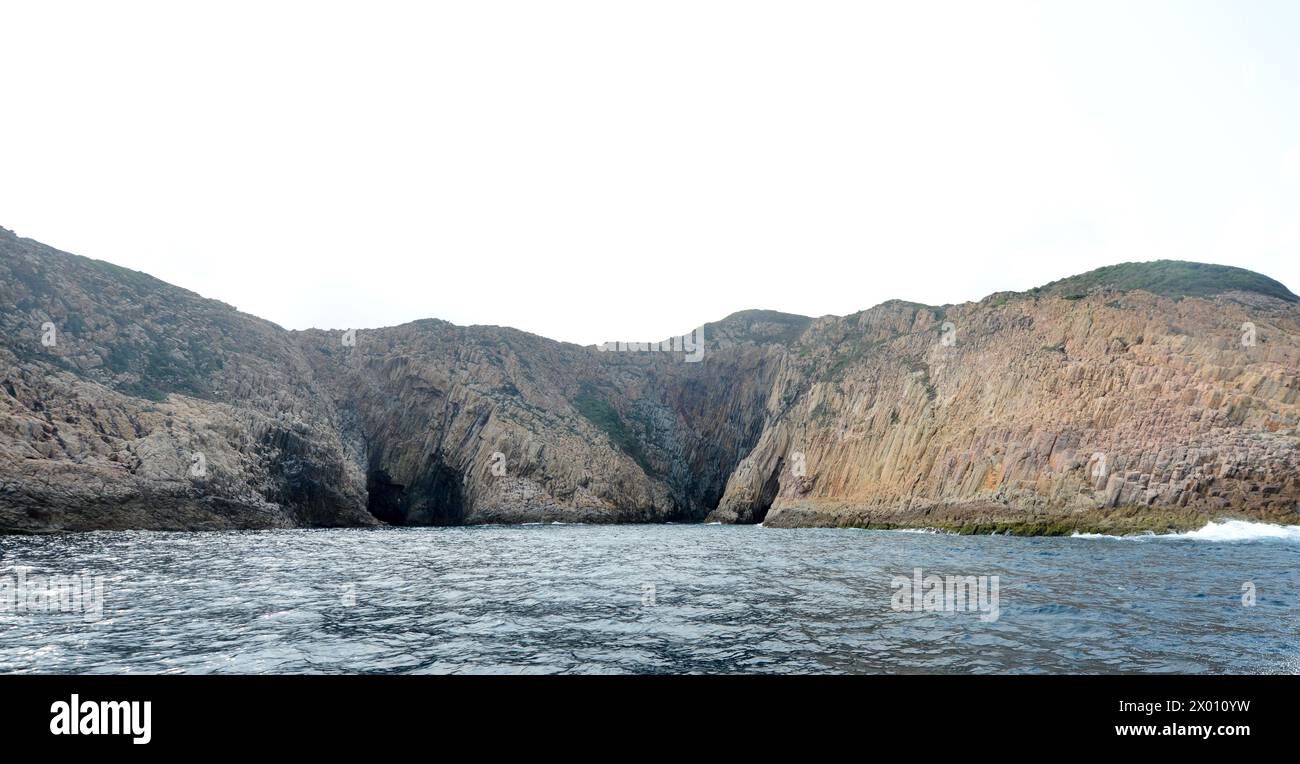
{"left": 1072, "top": 519, "right": 1300, "bottom": 542}
{"left": 1174, "top": 520, "right": 1300, "bottom": 541}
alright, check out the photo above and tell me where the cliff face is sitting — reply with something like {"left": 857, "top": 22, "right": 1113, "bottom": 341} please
{"left": 293, "top": 310, "right": 799, "bottom": 524}
{"left": 2, "top": 226, "right": 1298, "bottom": 533}
{"left": 710, "top": 292, "right": 1300, "bottom": 533}
{"left": 0, "top": 228, "right": 374, "bottom": 531}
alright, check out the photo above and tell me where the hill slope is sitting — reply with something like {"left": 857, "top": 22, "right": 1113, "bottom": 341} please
{"left": 0, "top": 227, "right": 374, "bottom": 531}
{"left": 1031, "top": 260, "right": 1299, "bottom": 302}
{"left": 2, "top": 231, "right": 1297, "bottom": 534}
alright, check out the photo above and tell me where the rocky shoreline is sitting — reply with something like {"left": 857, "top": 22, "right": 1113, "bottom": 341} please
{"left": 3, "top": 226, "right": 1299, "bottom": 535}
{"left": 0, "top": 509, "right": 1287, "bottom": 537}
{"left": 760, "top": 503, "right": 1292, "bottom": 536}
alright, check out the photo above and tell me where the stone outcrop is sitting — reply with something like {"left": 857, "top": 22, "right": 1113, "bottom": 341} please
{"left": 0, "top": 227, "right": 374, "bottom": 531}
{"left": 293, "top": 309, "right": 799, "bottom": 524}
{"left": 2, "top": 225, "right": 1297, "bottom": 533}
{"left": 710, "top": 293, "right": 1300, "bottom": 533}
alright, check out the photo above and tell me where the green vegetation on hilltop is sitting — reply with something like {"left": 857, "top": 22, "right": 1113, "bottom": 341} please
{"left": 1032, "top": 260, "right": 1298, "bottom": 302}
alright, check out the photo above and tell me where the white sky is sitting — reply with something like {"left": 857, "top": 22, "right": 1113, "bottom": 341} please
{"left": 2, "top": 1, "right": 1298, "bottom": 345}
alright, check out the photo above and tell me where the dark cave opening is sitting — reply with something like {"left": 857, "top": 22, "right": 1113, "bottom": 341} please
{"left": 365, "top": 469, "right": 408, "bottom": 525}
{"left": 404, "top": 462, "right": 466, "bottom": 526}
{"left": 748, "top": 457, "right": 785, "bottom": 525}
{"left": 365, "top": 463, "right": 466, "bottom": 526}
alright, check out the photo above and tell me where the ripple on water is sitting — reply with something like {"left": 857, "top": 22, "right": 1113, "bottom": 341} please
{"left": 0, "top": 524, "right": 1297, "bottom": 674}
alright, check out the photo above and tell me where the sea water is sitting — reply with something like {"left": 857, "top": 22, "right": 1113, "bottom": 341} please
{"left": 1, "top": 522, "right": 1297, "bottom": 674}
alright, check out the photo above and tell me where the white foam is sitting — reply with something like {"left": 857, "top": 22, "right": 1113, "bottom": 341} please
{"left": 1174, "top": 519, "right": 1300, "bottom": 542}
{"left": 1072, "top": 519, "right": 1300, "bottom": 542}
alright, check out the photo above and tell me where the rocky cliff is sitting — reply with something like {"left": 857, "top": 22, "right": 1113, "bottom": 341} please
{"left": 711, "top": 290, "right": 1300, "bottom": 534}
{"left": 0, "top": 227, "right": 374, "bottom": 531}
{"left": 2, "top": 227, "right": 1297, "bottom": 533}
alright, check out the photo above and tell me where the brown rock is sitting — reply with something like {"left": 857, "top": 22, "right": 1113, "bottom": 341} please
{"left": 3, "top": 226, "right": 1297, "bottom": 534}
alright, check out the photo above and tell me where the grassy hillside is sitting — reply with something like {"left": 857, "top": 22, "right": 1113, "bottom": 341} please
{"left": 1031, "top": 260, "right": 1298, "bottom": 302}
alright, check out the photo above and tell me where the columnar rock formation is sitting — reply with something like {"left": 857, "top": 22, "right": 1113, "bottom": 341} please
{"left": 2, "top": 225, "right": 1297, "bottom": 533}
{"left": 711, "top": 292, "right": 1300, "bottom": 533}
